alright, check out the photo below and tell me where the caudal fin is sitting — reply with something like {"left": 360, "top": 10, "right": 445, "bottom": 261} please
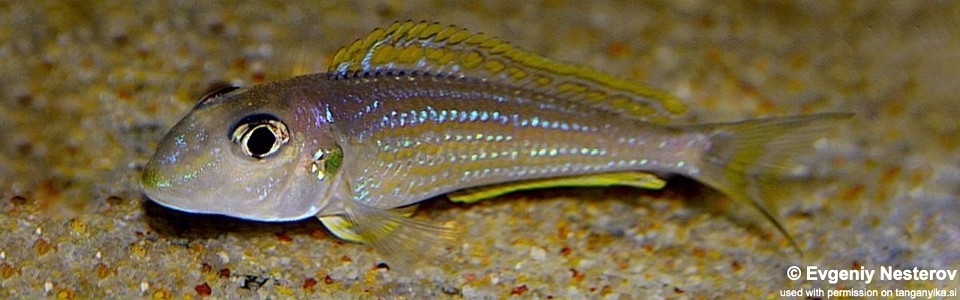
{"left": 694, "top": 113, "right": 853, "bottom": 254}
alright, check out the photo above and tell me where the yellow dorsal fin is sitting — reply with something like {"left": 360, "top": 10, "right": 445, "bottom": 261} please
{"left": 448, "top": 171, "right": 667, "bottom": 204}
{"left": 329, "top": 21, "right": 688, "bottom": 123}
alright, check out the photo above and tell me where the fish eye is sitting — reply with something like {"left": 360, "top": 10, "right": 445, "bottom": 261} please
{"left": 231, "top": 114, "right": 290, "bottom": 159}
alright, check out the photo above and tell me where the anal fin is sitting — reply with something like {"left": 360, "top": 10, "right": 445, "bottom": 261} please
{"left": 448, "top": 171, "right": 667, "bottom": 204}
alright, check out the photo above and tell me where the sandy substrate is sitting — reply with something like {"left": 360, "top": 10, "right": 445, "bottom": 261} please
{"left": 1, "top": 1, "right": 958, "bottom": 298}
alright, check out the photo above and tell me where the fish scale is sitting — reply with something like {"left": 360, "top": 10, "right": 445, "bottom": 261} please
{"left": 326, "top": 76, "right": 695, "bottom": 209}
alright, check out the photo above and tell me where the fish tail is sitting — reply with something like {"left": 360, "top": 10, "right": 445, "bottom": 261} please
{"left": 693, "top": 112, "right": 853, "bottom": 254}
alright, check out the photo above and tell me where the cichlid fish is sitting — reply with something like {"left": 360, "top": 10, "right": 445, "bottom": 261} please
{"left": 142, "top": 21, "right": 850, "bottom": 258}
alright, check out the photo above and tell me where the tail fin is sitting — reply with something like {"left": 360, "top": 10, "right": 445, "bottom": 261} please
{"left": 694, "top": 113, "right": 853, "bottom": 254}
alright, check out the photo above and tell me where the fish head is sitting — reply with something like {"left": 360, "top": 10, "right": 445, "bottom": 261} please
{"left": 142, "top": 84, "right": 340, "bottom": 221}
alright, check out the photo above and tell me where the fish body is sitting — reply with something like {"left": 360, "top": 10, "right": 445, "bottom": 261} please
{"left": 142, "top": 21, "right": 850, "bottom": 256}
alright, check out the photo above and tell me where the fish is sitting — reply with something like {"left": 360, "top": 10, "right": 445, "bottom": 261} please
{"left": 141, "top": 21, "right": 851, "bottom": 260}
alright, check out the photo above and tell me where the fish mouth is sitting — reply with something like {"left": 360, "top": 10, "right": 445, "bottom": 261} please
{"left": 139, "top": 147, "right": 323, "bottom": 222}
{"left": 139, "top": 162, "right": 227, "bottom": 218}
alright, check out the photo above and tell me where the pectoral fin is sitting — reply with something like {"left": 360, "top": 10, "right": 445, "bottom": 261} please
{"left": 318, "top": 201, "right": 454, "bottom": 266}
{"left": 448, "top": 171, "right": 667, "bottom": 204}
{"left": 317, "top": 204, "right": 419, "bottom": 243}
